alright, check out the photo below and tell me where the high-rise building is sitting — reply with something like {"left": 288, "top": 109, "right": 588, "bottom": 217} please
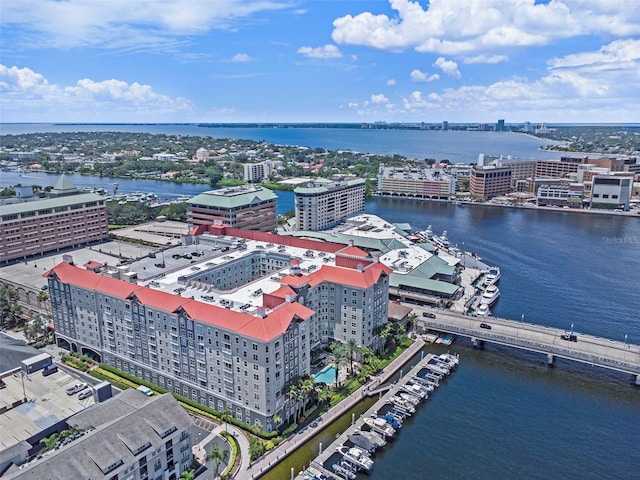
{"left": 46, "top": 226, "right": 391, "bottom": 428}
{"left": 496, "top": 119, "right": 505, "bottom": 131}
{"left": 294, "top": 179, "right": 365, "bottom": 231}
{"left": 244, "top": 160, "right": 275, "bottom": 183}
{"left": 0, "top": 175, "right": 109, "bottom": 263}
{"left": 187, "top": 185, "right": 277, "bottom": 232}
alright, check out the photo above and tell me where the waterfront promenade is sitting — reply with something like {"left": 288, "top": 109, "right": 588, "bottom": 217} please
{"left": 412, "top": 307, "right": 640, "bottom": 382}
{"left": 237, "top": 338, "right": 426, "bottom": 480}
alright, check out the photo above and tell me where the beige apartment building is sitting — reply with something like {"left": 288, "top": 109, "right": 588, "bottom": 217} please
{"left": 0, "top": 175, "right": 109, "bottom": 264}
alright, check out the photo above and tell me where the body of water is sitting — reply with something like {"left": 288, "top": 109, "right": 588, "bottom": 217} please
{"left": 2, "top": 125, "right": 639, "bottom": 479}
{"left": 0, "top": 123, "right": 567, "bottom": 163}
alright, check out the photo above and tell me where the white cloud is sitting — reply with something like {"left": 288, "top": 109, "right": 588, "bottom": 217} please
{"left": 1, "top": 0, "right": 290, "bottom": 49}
{"left": 297, "top": 44, "right": 342, "bottom": 59}
{"left": 386, "top": 78, "right": 396, "bottom": 86}
{"left": 332, "top": 0, "right": 640, "bottom": 56}
{"left": 410, "top": 69, "right": 438, "bottom": 82}
{"left": 231, "top": 53, "right": 251, "bottom": 62}
{"left": 433, "top": 57, "right": 460, "bottom": 79}
{"left": 0, "top": 64, "right": 192, "bottom": 121}
{"left": 463, "top": 54, "right": 509, "bottom": 64}
{"left": 371, "top": 93, "right": 389, "bottom": 104}
{"left": 348, "top": 39, "right": 640, "bottom": 122}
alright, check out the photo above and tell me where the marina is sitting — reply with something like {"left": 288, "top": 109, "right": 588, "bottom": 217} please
{"left": 294, "top": 352, "right": 459, "bottom": 480}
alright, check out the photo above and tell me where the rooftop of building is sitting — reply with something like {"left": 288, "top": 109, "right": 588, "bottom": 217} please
{"left": 4, "top": 390, "right": 192, "bottom": 479}
{"left": 186, "top": 185, "right": 277, "bottom": 209}
{"left": 293, "top": 178, "right": 365, "bottom": 195}
{"left": 378, "top": 166, "right": 453, "bottom": 182}
{"left": 45, "top": 226, "right": 392, "bottom": 341}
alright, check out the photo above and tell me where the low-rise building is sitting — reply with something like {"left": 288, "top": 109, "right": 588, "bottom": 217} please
{"left": 2, "top": 389, "right": 193, "bottom": 480}
{"left": 376, "top": 166, "right": 455, "bottom": 200}
{"left": 590, "top": 175, "right": 633, "bottom": 210}
{"left": 187, "top": 185, "right": 277, "bottom": 232}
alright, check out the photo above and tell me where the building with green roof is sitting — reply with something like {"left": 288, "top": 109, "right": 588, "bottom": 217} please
{"left": 187, "top": 185, "right": 277, "bottom": 232}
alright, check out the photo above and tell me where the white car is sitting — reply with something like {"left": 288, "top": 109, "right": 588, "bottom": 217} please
{"left": 78, "top": 389, "right": 93, "bottom": 400}
{"left": 66, "top": 383, "right": 88, "bottom": 395}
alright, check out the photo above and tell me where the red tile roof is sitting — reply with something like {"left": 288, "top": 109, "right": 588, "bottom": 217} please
{"left": 44, "top": 262, "right": 313, "bottom": 342}
{"left": 337, "top": 246, "right": 370, "bottom": 258}
{"left": 279, "top": 262, "right": 391, "bottom": 289}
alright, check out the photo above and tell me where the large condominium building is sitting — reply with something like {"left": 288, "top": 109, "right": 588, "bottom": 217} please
{"left": 294, "top": 179, "right": 365, "bottom": 231}
{"left": 4, "top": 389, "right": 193, "bottom": 480}
{"left": 0, "top": 175, "right": 109, "bottom": 263}
{"left": 187, "top": 185, "right": 277, "bottom": 232}
{"left": 376, "top": 166, "right": 455, "bottom": 200}
{"left": 47, "top": 225, "right": 391, "bottom": 429}
{"left": 243, "top": 161, "right": 276, "bottom": 183}
{"left": 469, "top": 166, "right": 512, "bottom": 198}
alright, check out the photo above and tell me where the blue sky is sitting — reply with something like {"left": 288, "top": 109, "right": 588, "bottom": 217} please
{"left": 1, "top": 0, "right": 639, "bottom": 124}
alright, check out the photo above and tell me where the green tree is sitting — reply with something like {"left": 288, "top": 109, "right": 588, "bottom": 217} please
{"left": 206, "top": 444, "right": 229, "bottom": 478}
{"left": 345, "top": 339, "right": 359, "bottom": 374}
{"left": 179, "top": 470, "right": 195, "bottom": 480}
{"left": 329, "top": 342, "right": 348, "bottom": 387}
{"left": 249, "top": 437, "right": 265, "bottom": 462}
{"left": 0, "top": 285, "right": 22, "bottom": 329}
{"left": 220, "top": 408, "right": 231, "bottom": 433}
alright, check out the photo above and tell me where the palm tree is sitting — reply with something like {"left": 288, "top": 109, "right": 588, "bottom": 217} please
{"left": 272, "top": 412, "right": 282, "bottom": 430}
{"left": 300, "top": 375, "right": 316, "bottom": 413}
{"left": 206, "top": 445, "right": 229, "bottom": 478}
{"left": 220, "top": 408, "right": 231, "bottom": 433}
{"left": 37, "top": 290, "right": 49, "bottom": 314}
{"left": 329, "top": 342, "right": 347, "bottom": 387}
{"left": 179, "top": 470, "right": 195, "bottom": 480}
{"left": 346, "top": 339, "right": 359, "bottom": 375}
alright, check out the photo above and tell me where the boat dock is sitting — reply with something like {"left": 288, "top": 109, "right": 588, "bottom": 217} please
{"left": 295, "top": 352, "right": 458, "bottom": 479}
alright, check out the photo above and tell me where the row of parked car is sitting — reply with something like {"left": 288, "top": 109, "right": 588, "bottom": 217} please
{"left": 42, "top": 365, "right": 93, "bottom": 400}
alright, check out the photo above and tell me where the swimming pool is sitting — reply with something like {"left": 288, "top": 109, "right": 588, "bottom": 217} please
{"left": 314, "top": 365, "right": 336, "bottom": 385}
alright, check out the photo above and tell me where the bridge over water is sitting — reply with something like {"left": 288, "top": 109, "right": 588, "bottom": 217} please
{"left": 412, "top": 307, "right": 640, "bottom": 385}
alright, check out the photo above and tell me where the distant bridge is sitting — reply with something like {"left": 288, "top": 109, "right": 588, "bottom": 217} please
{"left": 412, "top": 308, "right": 640, "bottom": 385}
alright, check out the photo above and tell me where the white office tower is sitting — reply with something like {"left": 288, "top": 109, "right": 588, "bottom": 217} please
{"left": 477, "top": 153, "right": 485, "bottom": 166}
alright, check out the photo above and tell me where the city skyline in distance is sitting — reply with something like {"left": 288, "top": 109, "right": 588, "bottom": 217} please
{"left": 1, "top": 0, "right": 639, "bottom": 124}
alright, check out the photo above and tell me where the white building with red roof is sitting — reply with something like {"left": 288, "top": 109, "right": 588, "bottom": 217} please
{"left": 45, "top": 224, "right": 391, "bottom": 429}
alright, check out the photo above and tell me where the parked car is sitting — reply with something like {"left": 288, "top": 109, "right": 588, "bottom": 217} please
{"left": 78, "top": 389, "right": 93, "bottom": 400}
{"left": 480, "top": 323, "right": 492, "bottom": 329}
{"left": 422, "top": 312, "right": 436, "bottom": 319}
{"left": 42, "top": 364, "right": 59, "bottom": 376}
{"left": 66, "top": 383, "right": 88, "bottom": 395}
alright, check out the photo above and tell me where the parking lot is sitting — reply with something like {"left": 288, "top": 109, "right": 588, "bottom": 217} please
{"left": 0, "top": 366, "right": 96, "bottom": 450}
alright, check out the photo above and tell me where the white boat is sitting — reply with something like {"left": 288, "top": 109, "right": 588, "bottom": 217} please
{"left": 434, "top": 354, "right": 458, "bottom": 370}
{"left": 399, "top": 391, "right": 422, "bottom": 405}
{"left": 364, "top": 416, "right": 396, "bottom": 437}
{"left": 483, "top": 267, "right": 501, "bottom": 286}
{"left": 332, "top": 462, "right": 357, "bottom": 480}
{"left": 337, "top": 446, "right": 374, "bottom": 472}
{"left": 480, "top": 284, "right": 500, "bottom": 306}
{"left": 425, "top": 362, "right": 449, "bottom": 376}
{"left": 389, "top": 395, "right": 416, "bottom": 413}
{"left": 476, "top": 303, "right": 491, "bottom": 317}
{"left": 437, "top": 352, "right": 460, "bottom": 366}
{"left": 403, "top": 382, "right": 429, "bottom": 398}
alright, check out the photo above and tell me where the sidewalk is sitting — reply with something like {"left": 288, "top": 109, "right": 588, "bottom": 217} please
{"left": 236, "top": 338, "right": 425, "bottom": 480}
